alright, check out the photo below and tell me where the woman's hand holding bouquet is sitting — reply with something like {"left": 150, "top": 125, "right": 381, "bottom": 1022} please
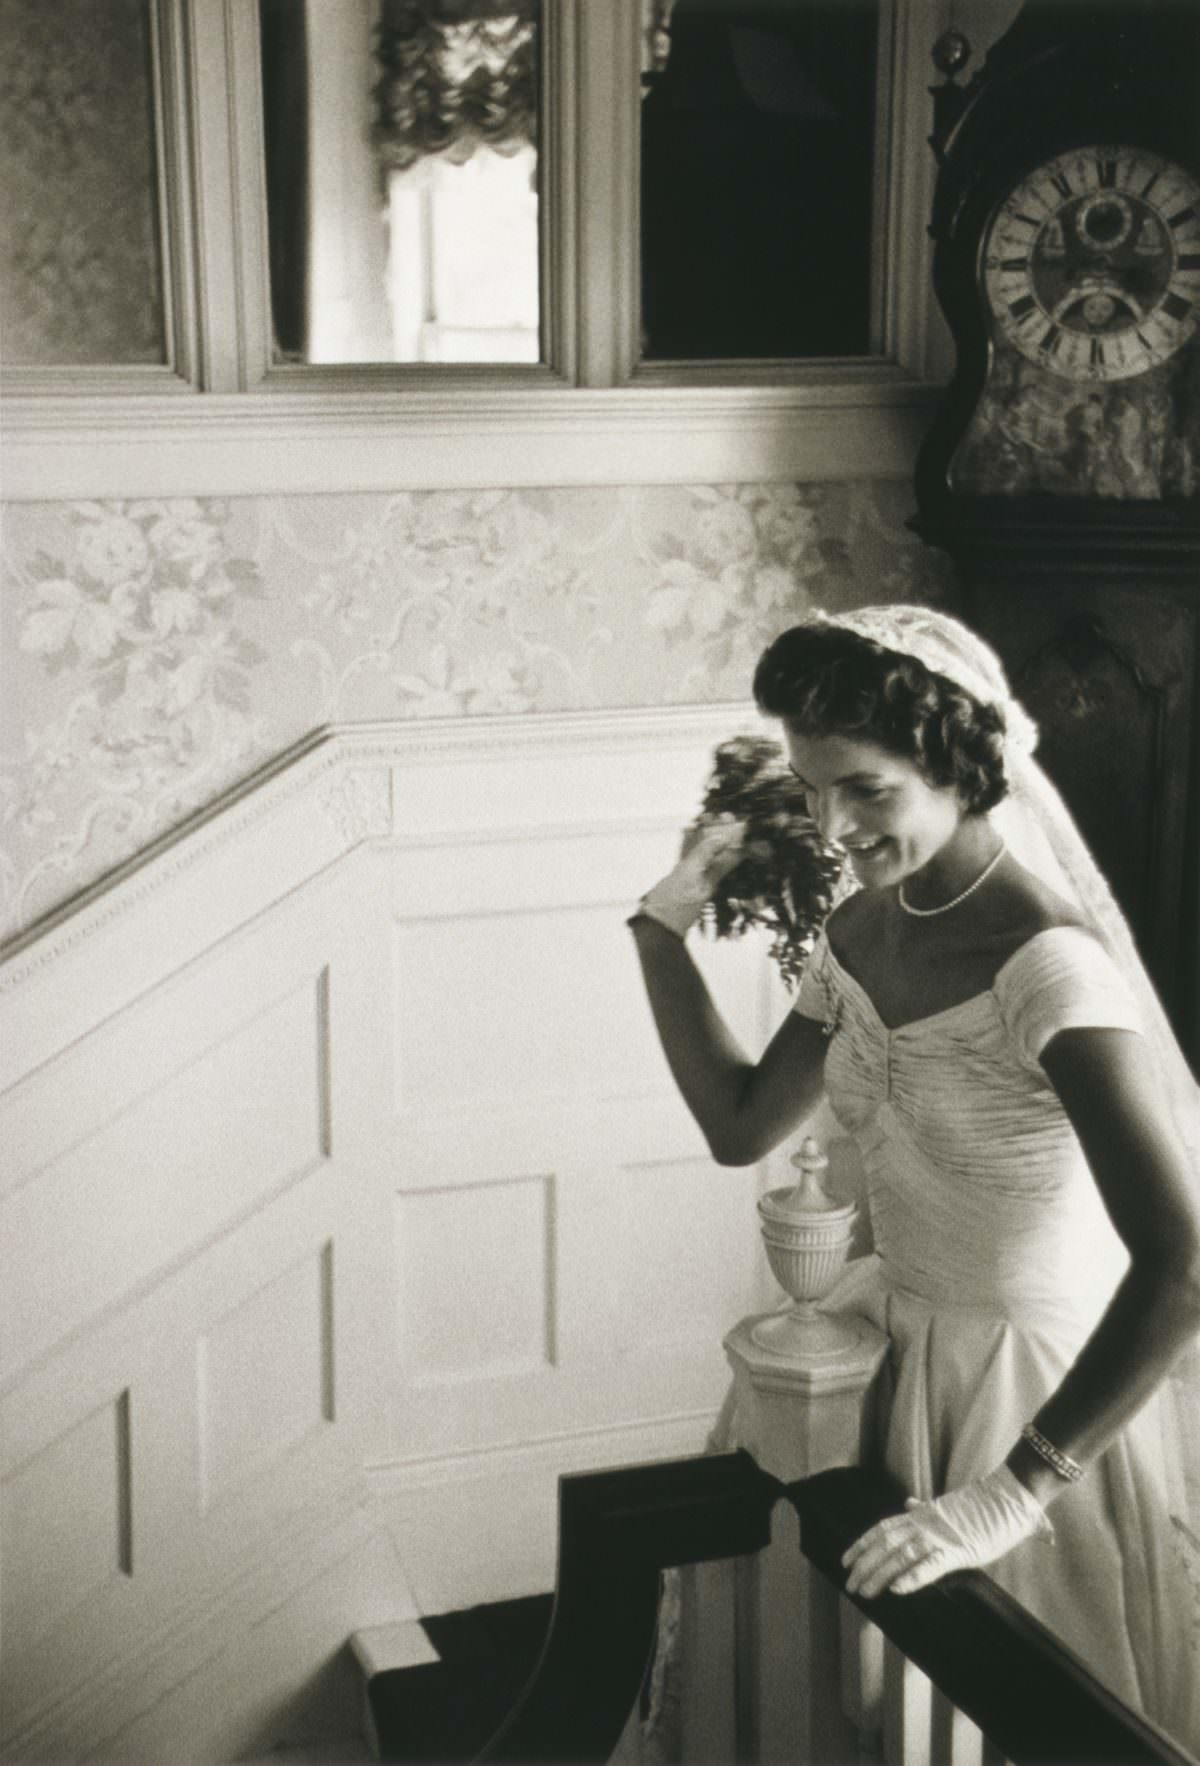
{"left": 637, "top": 735, "right": 845, "bottom": 985}
{"left": 638, "top": 816, "right": 750, "bottom": 939}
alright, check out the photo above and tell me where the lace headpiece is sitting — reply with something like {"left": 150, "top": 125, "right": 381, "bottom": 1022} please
{"left": 808, "top": 604, "right": 1039, "bottom": 765}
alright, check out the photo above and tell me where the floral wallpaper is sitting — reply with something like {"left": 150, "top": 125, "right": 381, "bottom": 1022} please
{"left": 0, "top": 480, "right": 949, "bottom": 947}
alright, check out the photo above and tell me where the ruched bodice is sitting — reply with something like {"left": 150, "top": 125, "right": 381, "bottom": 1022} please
{"left": 790, "top": 925, "right": 1200, "bottom": 1747}
{"left": 801, "top": 928, "right": 1134, "bottom": 1331}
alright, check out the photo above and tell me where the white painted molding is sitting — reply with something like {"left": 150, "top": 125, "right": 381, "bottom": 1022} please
{"left": 575, "top": 0, "right": 641, "bottom": 387}
{"left": 5, "top": 1473, "right": 387, "bottom": 1759}
{"left": 365, "top": 1419, "right": 723, "bottom": 1518}
{"left": 0, "top": 703, "right": 759, "bottom": 1025}
{"left": 359, "top": 1410, "right": 725, "bottom": 1617}
{"left": 885, "top": 0, "right": 956, "bottom": 384}
{"left": 0, "top": 0, "right": 946, "bottom": 498}
{"left": 153, "top": 0, "right": 202, "bottom": 387}
{"left": 1, "top": 380, "right": 938, "bottom": 498}
{"left": 351, "top": 1621, "right": 439, "bottom": 1680}
{"left": 365, "top": 1407, "right": 718, "bottom": 1497}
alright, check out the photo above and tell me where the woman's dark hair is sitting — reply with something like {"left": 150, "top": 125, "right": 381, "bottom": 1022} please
{"left": 752, "top": 623, "right": 1009, "bottom": 815}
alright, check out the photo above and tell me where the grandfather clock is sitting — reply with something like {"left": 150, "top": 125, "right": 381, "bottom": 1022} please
{"left": 911, "top": 0, "right": 1200, "bottom": 1071}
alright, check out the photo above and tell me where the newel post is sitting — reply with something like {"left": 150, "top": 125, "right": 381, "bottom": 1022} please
{"left": 723, "top": 1315, "right": 889, "bottom": 1764}
{"left": 723, "top": 1306, "right": 889, "bottom": 1485}
{"left": 678, "top": 1140, "right": 889, "bottom": 1764}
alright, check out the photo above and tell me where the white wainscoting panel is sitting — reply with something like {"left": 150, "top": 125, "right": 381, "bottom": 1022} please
{"left": 197, "top": 1239, "right": 336, "bottom": 1512}
{"left": 396, "top": 1176, "right": 556, "bottom": 1381}
{"left": 1, "top": 1390, "right": 132, "bottom": 1654}
{"left": 383, "top": 818, "right": 777, "bottom": 1465}
{"left": 1, "top": 967, "right": 331, "bottom": 1382}
{"left": 612, "top": 1153, "right": 762, "bottom": 1355}
{"left": 1, "top": 852, "right": 401, "bottom": 1762}
{"left": 0, "top": 707, "right": 796, "bottom": 1760}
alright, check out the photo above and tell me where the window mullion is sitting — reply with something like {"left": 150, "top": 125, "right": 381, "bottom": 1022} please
{"left": 151, "top": 0, "right": 201, "bottom": 386}
{"left": 540, "top": 0, "right": 579, "bottom": 382}
{"left": 884, "top": 0, "right": 954, "bottom": 382}
{"left": 573, "top": 0, "right": 642, "bottom": 387}
{"left": 183, "top": 0, "right": 253, "bottom": 390}
{"left": 225, "top": 0, "right": 275, "bottom": 387}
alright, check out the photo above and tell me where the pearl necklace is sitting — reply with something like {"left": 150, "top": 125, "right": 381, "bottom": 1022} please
{"left": 897, "top": 841, "right": 1007, "bottom": 918}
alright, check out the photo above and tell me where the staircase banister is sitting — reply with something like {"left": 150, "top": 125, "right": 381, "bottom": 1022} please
{"left": 470, "top": 1451, "right": 1194, "bottom": 1766}
{"left": 791, "top": 1465, "right": 1195, "bottom": 1766}
{"left": 475, "top": 1449, "right": 781, "bottom": 1765}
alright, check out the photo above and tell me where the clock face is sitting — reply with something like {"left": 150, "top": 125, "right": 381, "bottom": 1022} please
{"left": 983, "top": 145, "right": 1200, "bottom": 382}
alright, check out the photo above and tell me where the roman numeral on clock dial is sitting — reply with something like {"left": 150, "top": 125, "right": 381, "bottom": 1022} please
{"left": 983, "top": 144, "right": 1200, "bottom": 380}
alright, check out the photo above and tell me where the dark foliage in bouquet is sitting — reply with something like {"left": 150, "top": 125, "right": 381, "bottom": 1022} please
{"left": 695, "top": 735, "right": 845, "bottom": 987}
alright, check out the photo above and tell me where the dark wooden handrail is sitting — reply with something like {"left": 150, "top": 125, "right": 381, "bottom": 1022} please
{"left": 470, "top": 1450, "right": 1196, "bottom": 1766}
{"left": 476, "top": 1450, "right": 781, "bottom": 1764}
{"left": 792, "top": 1466, "right": 1197, "bottom": 1766}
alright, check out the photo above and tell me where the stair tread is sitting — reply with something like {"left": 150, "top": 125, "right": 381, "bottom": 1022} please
{"left": 420, "top": 1593, "right": 553, "bottom": 1664}
{"left": 351, "top": 1621, "right": 440, "bottom": 1680}
{"left": 364, "top": 1594, "right": 553, "bottom": 1764}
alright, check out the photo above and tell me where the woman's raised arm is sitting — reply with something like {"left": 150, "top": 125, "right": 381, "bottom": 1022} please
{"left": 628, "top": 821, "right": 828, "bottom": 1166}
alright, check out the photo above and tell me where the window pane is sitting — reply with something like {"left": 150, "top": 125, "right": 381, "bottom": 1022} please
{"left": 260, "top": 0, "right": 541, "bottom": 366}
{"left": 0, "top": 0, "right": 167, "bottom": 367}
{"left": 640, "top": 0, "right": 881, "bottom": 361}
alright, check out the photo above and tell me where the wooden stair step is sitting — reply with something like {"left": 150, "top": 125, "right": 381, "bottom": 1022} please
{"left": 352, "top": 1595, "right": 553, "bottom": 1763}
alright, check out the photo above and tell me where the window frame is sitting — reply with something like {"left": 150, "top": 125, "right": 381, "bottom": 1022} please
{"left": 1, "top": 0, "right": 954, "bottom": 499}
{"left": 0, "top": 0, "right": 200, "bottom": 397}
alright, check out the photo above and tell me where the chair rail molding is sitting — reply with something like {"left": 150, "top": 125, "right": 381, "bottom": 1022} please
{"left": 0, "top": 701, "right": 759, "bottom": 1009}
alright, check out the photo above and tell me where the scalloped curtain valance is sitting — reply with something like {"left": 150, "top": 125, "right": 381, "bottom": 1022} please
{"left": 373, "top": 0, "right": 539, "bottom": 174}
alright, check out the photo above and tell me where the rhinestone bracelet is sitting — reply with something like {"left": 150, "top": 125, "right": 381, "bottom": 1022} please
{"left": 1021, "top": 1423, "right": 1085, "bottom": 1483}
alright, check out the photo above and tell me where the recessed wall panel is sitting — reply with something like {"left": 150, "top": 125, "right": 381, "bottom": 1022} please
{"left": 198, "top": 1244, "right": 334, "bottom": 1510}
{"left": 1, "top": 1392, "right": 131, "bottom": 1651}
{"left": 392, "top": 879, "right": 770, "bottom": 1120}
{"left": 614, "top": 1157, "right": 759, "bottom": 1352}
{"left": 396, "top": 1177, "right": 554, "bottom": 1381}
{"left": 0, "top": 978, "right": 329, "bottom": 1382}
{"left": 392, "top": 907, "right": 663, "bottom": 1110}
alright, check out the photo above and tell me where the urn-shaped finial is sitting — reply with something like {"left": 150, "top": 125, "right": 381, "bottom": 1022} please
{"left": 752, "top": 1136, "right": 859, "bottom": 1359}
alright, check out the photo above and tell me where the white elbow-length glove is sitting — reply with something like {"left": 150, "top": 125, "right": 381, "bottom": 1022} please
{"left": 636, "top": 815, "right": 747, "bottom": 939}
{"left": 842, "top": 1466, "right": 1053, "bottom": 1599}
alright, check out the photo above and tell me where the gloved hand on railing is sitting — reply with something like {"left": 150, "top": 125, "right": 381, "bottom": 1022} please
{"left": 634, "top": 814, "right": 747, "bottom": 939}
{"left": 842, "top": 1465, "right": 1053, "bottom": 1599}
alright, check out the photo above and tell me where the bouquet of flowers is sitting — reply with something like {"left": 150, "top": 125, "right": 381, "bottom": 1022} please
{"left": 694, "top": 735, "right": 845, "bottom": 986}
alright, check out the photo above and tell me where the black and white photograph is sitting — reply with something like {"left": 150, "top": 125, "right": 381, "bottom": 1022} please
{"left": 2, "top": 2, "right": 1199, "bottom": 1762}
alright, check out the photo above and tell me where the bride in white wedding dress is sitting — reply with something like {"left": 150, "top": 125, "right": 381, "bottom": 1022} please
{"left": 628, "top": 606, "right": 1200, "bottom": 1749}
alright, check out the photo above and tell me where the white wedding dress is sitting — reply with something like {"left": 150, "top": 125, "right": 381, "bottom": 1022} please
{"left": 793, "top": 921, "right": 1200, "bottom": 1751}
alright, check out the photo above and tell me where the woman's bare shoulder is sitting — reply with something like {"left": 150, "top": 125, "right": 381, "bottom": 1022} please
{"left": 989, "top": 856, "right": 1092, "bottom": 944}
{"left": 824, "top": 886, "right": 882, "bottom": 964}
{"left": 827, "top": 890, "right": 870, "bottom": 932}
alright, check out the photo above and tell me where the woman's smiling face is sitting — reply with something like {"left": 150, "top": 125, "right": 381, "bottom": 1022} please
{"left": 783, "top": 727, "right": 966, "bottom": 889}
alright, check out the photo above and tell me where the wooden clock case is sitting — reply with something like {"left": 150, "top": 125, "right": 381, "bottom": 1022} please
{"left": 911, "top": 0, "right": 1200, "bottom": 1069}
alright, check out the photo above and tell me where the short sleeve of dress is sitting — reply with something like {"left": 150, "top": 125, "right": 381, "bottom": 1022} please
{"left": 994, "top": 927, "right": 1143, "bottom": 1067}
{"left": 792, "top": 929, "right": 835, "bottom": 1025}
